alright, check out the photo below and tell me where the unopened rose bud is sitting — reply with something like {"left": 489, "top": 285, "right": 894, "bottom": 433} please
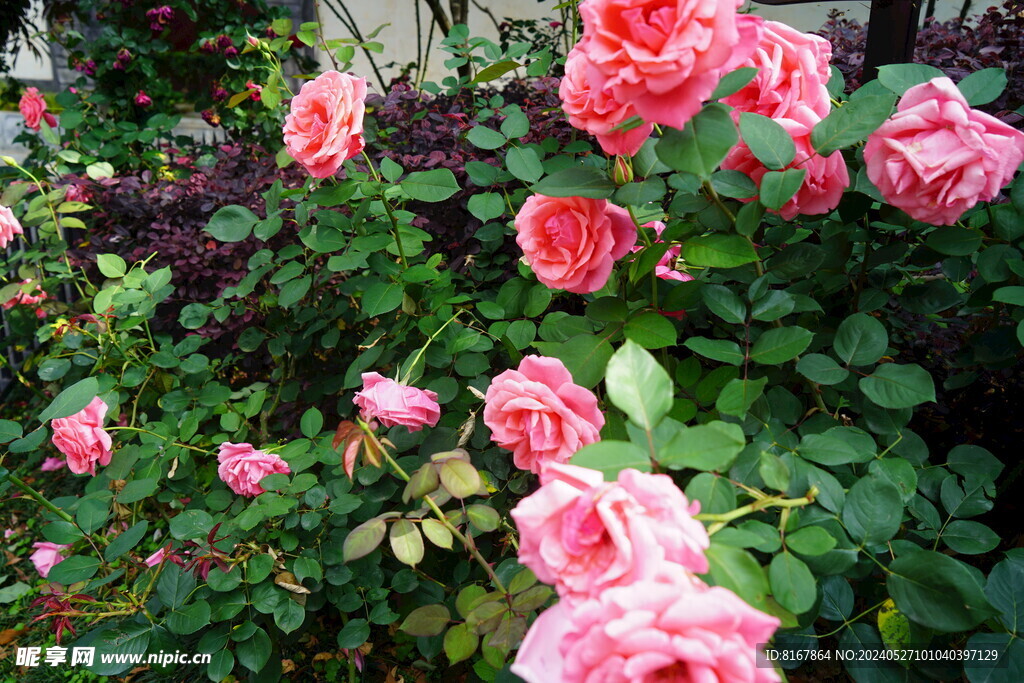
{"left": 1, "top": 155, "right": 17, "bottom": 166}
{"left": 247, "top": 35, "right": 259, "bottom": 47}
{"left": 613, "top": 155, "right": 633, "bottom": 185}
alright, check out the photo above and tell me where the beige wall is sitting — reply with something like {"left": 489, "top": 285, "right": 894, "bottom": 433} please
{"left": 8, "top": 0, "right": 54, "bottom": 83}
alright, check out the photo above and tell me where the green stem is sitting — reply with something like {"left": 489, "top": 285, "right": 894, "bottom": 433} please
{"left": 107, "top": 426, "right": 214, "bottom": 454}
{"left": 360, "top": 151, "right": 408, "bottom": 268}
{"left": 6, "top": 473, "right": 75, "bottom": 524}
{"left": 401, "top": 310, "right": 463, "bottom": 384}
{"left": 357, "top": 421, "right": 507, "bottom": 594}
{"left": 697, "top": 490, "right": 816, "bottom": 535}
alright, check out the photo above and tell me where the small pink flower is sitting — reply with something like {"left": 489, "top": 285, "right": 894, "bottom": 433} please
{"left": 283, "top": 70, "right": 367, "bottom": 178}
{"left": 514, "top": 195, "right": 636, "bottom": 294}
{"left": 30, "top": 542, "right": 70, "bottom": 578}
{"left": 630, "top": 221, "right": 694, "bottom": 283}
{"left": 217, "top": 442, "right": 291, "bottom": 497}
{"left": 2, "top": 279, "right": 48, "bottom": 311}
{"left": 0, "top": 205, "right": 25, "bottom": 249}
{"left": 145, "top": 545, "right": 170, "bottom": 567}
{"left": 864, "top": 76, "right": 1024, "bottom": 225}
{"left": 722, "top": 105, "right": 850, "bottom": 220}
{"left": 512, "top": 575, "right": 780, "bottom": 683}
{"left": 4, "top": 529, "right": 14, "bottom": 539}
{"left": 50, "top": 396, "right": 112, "bottom": 476}
{"left": 19, "top": 87, "right": 57, "bottom": 131}
{"left": 353, "top": 372, "right": 440, "bottom": 432}
{"left": 559, "top": 46, "right": 653, "bottom": 157}
{"left": 722, "top": 19, "right": 834, "bottom": 120}
{"left": 134, "top": 90, "right": 153, "bottom": 107}
{"left": 576, "top": 0, "right": 763, "bottom": 129}
{"left": 484, "top": 357, "right": 604, "bottom": 475}
{"left": 245, "top": 80, "right": 263, "bottom": 102}
{"left": 41, "top": 457, "right": 67, "bottom": 472}
{"left": 511, "top": 463, "right": 708, "bottom": 601}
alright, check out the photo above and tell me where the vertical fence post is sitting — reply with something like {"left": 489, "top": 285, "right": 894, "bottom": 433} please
{"left": 862, "top": 0, "right": 924, "bottom": 81}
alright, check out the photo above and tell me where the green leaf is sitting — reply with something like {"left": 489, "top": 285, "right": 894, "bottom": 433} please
{"left": 278, "top": 275, "right": 311, "bottom": 308}
{"left": 471, "top": 60, "right": 520, "bottom": 84}
{"left": 440, "top": 459, "right": 481, "bottom": 499}
{"left": 811, "top": 95, "right": 895, "bottom": 155}
{"left": 605, "top": 340, "right": 673, "bottom": 430}
{"left": 957, "top": 67, "right": 1009, "bottom": 106}
{"left": 533, "top": 334, "right": 613, "bottom": 389}
{"left": 942, "top": 520, "right": 1000, "bottom": 555}
{"left": 877, "top": 63, "right": 946, "bottom": 95}
{"left": 0, "top": 419, "right": 23, "bottom": 444}
{"left": 683, "top": 337, "right": 744, "bottom": 365}
{"left": 468, "top": 193, "right": 506, "bottom": 222}
{"left": 337, "top": 618, "right": 370, "bottom": 649}
{"left": 39, "top": 377, "right": 99, "bottom": 422}
{"left": 659, "top": 421, "right": 746, "bottom": 471}
{"left": 800, "top": 433, "right": 872, "bottom": 466}
{"left": 570, "top": 441, "right": 652, "bottom": 480}
{"left": 104, "top": 521, "right": 149, "bottom": 562}
{"left": 842, "top": 476, "right": 903, "bottom": 544}
{"left": 445, "top": 623, "right": 480, "bottom": 664}
{"left": 860, "top": 363, "right": 936, "bottom": 408}
{"left": 887, "top": 550, "right": 997, "bottom": 631}
{"left": 167, "top": 601, "right": 211, "bottom": 635}
{"left": 623, "top": 312, "right": 677, "bottom": 349}
{"left": 96, "top": 254, "right": 128, "bottom": 278}
{"left": 711, "top": 67, "right": 758, "bottom": 99}
{"left": 769, "top": 551, "right": 817, "bottom": 614}
{"left": 205, "top": 205, "right": 259, "bottom": 242}
{"left": 739, "top": 113, "right": 796, "bottom": 170}
{"left": 759, "top": 168, "right": 807, "bottom": 211}
{"left": 48, "top": 555, "right": 101, "bottom": 584}
{"left": 466, "top": 125, "right": 507, "bottom": 150}
{"left": 401, "top": 604, "right": 450, "bottom": 637}
{"left": 390, "top": 519, "right": 425, "bottom": 567}
{"left": 986, "top": 551, "right": 1024, "bottom": 634}
{"left": 274, "top": 599, "right": 305, "bottom": 634}
{"left": 237, "top": 627, "right": 272, "bottom": 672}
{"left": 787, "top": 527, "right": 837, "bottom": 556}
{"left": 926, "top": 226, "right": 982, "bottom": 256}
{"left": 530, "top": 167, "right": 616, "bottom": 199}
{"left": 711, "top": 170, "right": 758, "bottom": 199}
{"left": 705, "top": 543, "right": 769, "bottom": 609}
{"left": 362, "top": 281, "right": 404, "bottom": 317}
{"left": 343, "top": 517, "right": 386, "bottom": 562}
{"left": 702, "top": 284, "right": 747, "bottom": 324}
{"left": 681, "top": 234, "right": 758, "bottom": 268}
{"left": 834, "top": 313, "right": 888, "bottom": 366}
{"left": 716, "top": 378, "right": 767, "bottom": 418}
{"left": 797, "top": 354, "right": 849, "bottom": 385}
{"left": 655, "top": 104, "right": 738, "bottom": 178}
{"left": 993, "top": 286, "right": 1024, "bottom": 305}
{"left": 300, "top": 407, "right": 324, "bottom": 438}
{"left": 749, "top": 326, "right": 813, "bottom": 365}
{"left": 402, "top": 169, "right": 461, "bottom": 202}
{"left": 505, "top": 147, "right": 543, "bottom": 183}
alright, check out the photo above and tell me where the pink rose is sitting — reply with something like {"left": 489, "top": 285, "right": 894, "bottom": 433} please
{"left": 576, "top": 0, "right": 763, "bottom": 128}
{"left": 4, "top": 529, "right": 15, "bottom": 539}
{"left": 722, "top": 20, "right": 833, "bottom": 120}
{"left": 30, "top": 542, "right": 70, "bottom": 578}
{"left": 515, "top": 195, "right": 636, "bottom": 294}
{"left": 64, "top": 184, "right": 90, "bottom": 203}
{"left": 283, "top": 70, "right": 367, "bottom": 178}
{"left": 134, "top": 90, "right": 153, "bottom": 107}
{"left": 512, "top": 576, "right": 780, "bottom": 683}
{"left": 864, "top": 77, "right": 1024, "bottom": 226}
{"left": 19, "top": 87, "right": 57, "bottom": 131}
{"left": 2, "top": 279, "right": 48, "bottom": 310}
{"left": 484, "top": 358, "right": 604, "bottom": 475}
{"left": 630, "top": 221, "right": 694, "bottom": 283}
{"left": 722, "top": 106, "right": 850, "bottom": 220}
{"left": 353, "top": 372, "right": 441, "bottom": 431}
{"left": 559, "top": 46, "right": 653, "bottom": 157}
{"left": 41, "top": 457, "right": 67, "bottom": 472}
{"left": 51, "top": 396, "right": 113, "bottom": 476}
{"left": 511, "top": 463, "right": 708, "bottom": 600}
{"left": 145, "top": 545, "right": 170, "bottom": 567}
{"left": 0, "top": 205, "right": 25, "bottom": 249}
{"left": 217, "top": 442, "right": 291, "bottom": 497}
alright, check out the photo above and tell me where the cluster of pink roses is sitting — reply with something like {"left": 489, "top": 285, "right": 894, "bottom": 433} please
{"left": 510, "top": 463, "right": 780, "bottom": 682}
{"left": 3, "top": 279, "right": 49, "bottom": 319}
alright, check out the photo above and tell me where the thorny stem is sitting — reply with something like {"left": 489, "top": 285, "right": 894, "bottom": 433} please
{"left": 356, "top": 421, "right": 508, "bottom": 594}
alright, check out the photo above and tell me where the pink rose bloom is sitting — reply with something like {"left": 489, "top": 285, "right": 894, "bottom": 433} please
{"left": 864, "top": 77, "right": 1024, "bottom": 226}
{"left": 30, "top": 542, "right": 70, "bottom": 578}
{"left": 0, "top": 205, "right": 25, "bottom": 249}
{"left": 217, "top": 442, "right": 291, "bottom": 497}
{"left": 512, "top": 577, "right": 780, "bottom": 683}
{"left": 41, "top": 456, "right": 67, "bottom": 472}
{"left": 2, "top": 279, "right": 48, "bottom": 310}
{"left": 484, "top": 358, "right": 604, "bottom": 475}
{"left": 4, "top": 529, "right": 14, "bottom": 539}
{"left": 559, "top": 46, "right": 653, "bottom": 157}
{"left": 19, "top": 87, "right": 57, "bottom": 131}
{"left": 145, "top": 545, "right": 169, "bottom": 567}
{"left": 134, "top": 90, "right": 153, "bottom": 107}
{"left": 577, "top": 0, "right": 763, "bottom": 129}
{"left": 722, "top": 20, "right": 833, "bottom": 120}
{"left": 51, "top": 396, "right": 113, "bottom": 476}
{"left": 511, "top": 463, "right": 709, "bottom": 600}
{"left": 722, "top": 106, "right": 849, "bottom": 220}
{"left": 283, "top": 70, "right": 366, "bottom": 178}
{"left": 630, "top": 221, "right": 694, "bottom": 283}
{"left": 515, "top": 195, "right": 636, "bottom": 294}
{"left": 353, "top": 372, "right": 441, "bottom": 432}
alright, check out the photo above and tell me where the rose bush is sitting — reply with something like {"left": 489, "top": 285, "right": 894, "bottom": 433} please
{"left": 2, "top": 1, "right": 1024, "bottom": 681}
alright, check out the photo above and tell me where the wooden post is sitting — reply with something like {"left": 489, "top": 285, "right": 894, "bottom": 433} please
{"left": 862, "top": 0, "right": 923, "bottom": 81}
